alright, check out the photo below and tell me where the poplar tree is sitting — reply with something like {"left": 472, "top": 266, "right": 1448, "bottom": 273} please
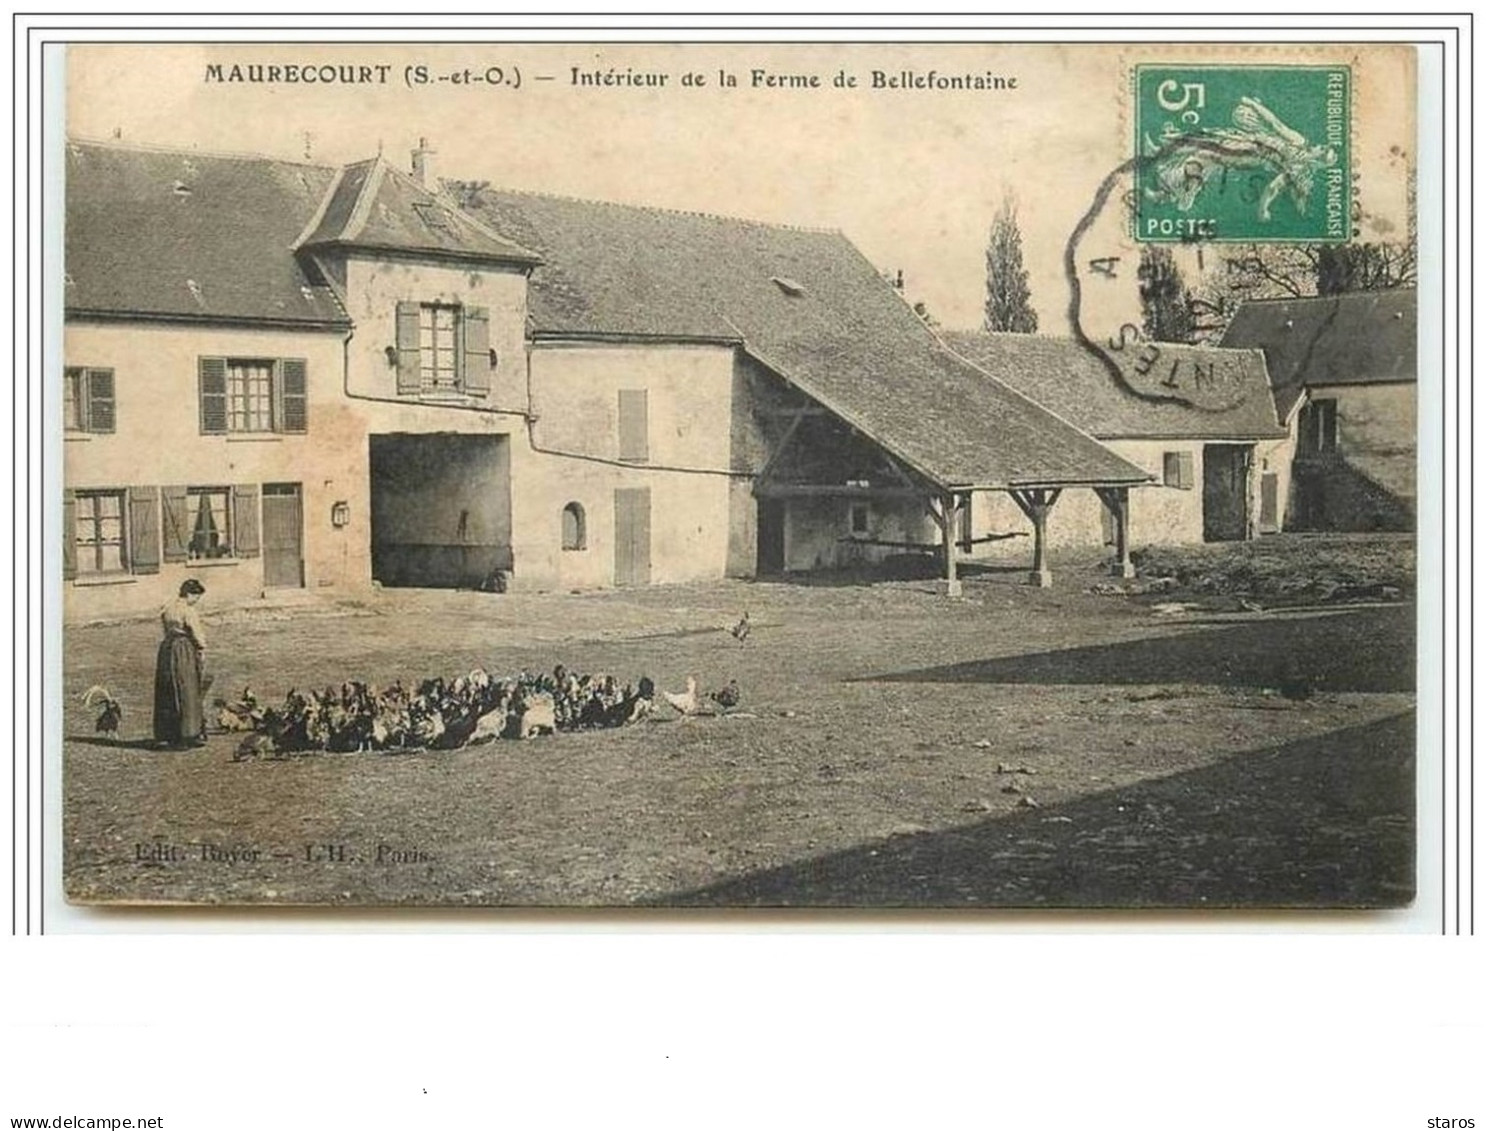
{"left": 983, "top": 195, "right": 1038, "bottom": 333}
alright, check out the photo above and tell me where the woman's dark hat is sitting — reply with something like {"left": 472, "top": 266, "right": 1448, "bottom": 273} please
{"left": 179, "top": 578, "right": 206, "bottom": 597}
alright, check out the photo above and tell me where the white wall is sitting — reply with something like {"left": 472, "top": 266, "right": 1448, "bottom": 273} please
{"left": 340, "top": 254, "right": 529, "bottom": 414}
{"left": 520, "top": 341, "right": 744, "bottom": 590}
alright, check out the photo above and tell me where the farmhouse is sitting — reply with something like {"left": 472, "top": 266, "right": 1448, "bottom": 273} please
{"left": 942, "top": 332, "right": 1288, "bottom": 557}
{"left": 63, "top": 137, "right": 1154, "bottom": 619}
{"left": 1220, "top": 289, "right": 1417, "bottom": 532}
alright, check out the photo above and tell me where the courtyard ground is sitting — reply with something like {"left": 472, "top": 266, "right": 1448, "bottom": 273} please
{"left": 61, "top": 535, "right": 1417, "bottom": 910}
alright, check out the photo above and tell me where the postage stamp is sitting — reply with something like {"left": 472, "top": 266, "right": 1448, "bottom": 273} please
{"left": 1133, "top": 64, "right": 1352, "bottom": 243}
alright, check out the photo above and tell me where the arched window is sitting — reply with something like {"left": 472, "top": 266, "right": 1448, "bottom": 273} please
{"left": 561, "top": 502, "right": 586, "bottom": 551}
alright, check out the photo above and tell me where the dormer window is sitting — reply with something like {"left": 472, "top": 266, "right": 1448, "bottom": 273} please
{"left": 411, "top": 201, "right": 451, "bottom": 232}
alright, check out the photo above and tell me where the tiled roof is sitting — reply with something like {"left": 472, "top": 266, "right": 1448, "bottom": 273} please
{"left": 296, "top": 159, "right": 541, "bottom": 265}
{"left": 1219, "top": 289, "right": 1417, "bottom": 420}
{"left": 64, "top": 140, "right": 349, "bottom": 327}
{"left": 941, "top": 332, "right": 1285, "bottom": 441}
{"left": 462, "top": 189, "right": 1149, "bottom": 489}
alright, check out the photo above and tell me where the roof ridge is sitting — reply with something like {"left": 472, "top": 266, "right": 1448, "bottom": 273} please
{"left": 944, "top": 328, "right": 1264, "bottom": 358}
{"left": 1233, "top": 288, "right": 1415, "bottom": 309}
{"left": 66, "top": 134, "right": 334, "bottom": 171}
{"left": 460, "top": 182, "right": 844, "bottom": 236}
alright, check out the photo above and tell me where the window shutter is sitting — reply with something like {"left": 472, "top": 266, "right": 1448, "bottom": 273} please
{"left": 233, "top": 484, "right": 260, "bottom": 558}
{"left": 462, "top": 306, "right": 491, "bottom": 394}
{"left": 161, "top": 485, "right": 190, "bottom": 562}
{"left": 1178, "top": 452, "right": 1195, "bottom": 490}
{"left": 618, "top": 389, "right": 649, "bottom": 462}
{"left": 127, "top": 485, "right": 161, "bottom": 574}
{"left": 87, "top": 369, "right": 116, "bottom": 433}
{"left": 199, "top": 357, "right": 228, "bottom": 433}
{"left": 396, "top": 301, "right": 422, "bottom": 394}
{"left": 279, "top": 358, "right": 308, "bottom": 433}
{"left": 62, "top": 489, "right": 77, "bottom": 580}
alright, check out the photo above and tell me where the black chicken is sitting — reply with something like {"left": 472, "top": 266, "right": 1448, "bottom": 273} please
{"left": 82, "top": 685, "right": 122, "bottom": 737}
{"left": 709, "top": 679, "right": 742, "bottom": 711}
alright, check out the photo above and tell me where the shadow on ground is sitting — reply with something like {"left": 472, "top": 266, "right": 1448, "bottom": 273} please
{"left": 659, "top": 712, "right": 1416, "bottom": 909}
{"left": 857, "top": 606, "right": 1413, "bottom": 693}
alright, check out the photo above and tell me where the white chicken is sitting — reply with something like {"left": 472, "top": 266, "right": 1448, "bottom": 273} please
{"left": 663, "top": 676, "right": 700, "bottom": 716}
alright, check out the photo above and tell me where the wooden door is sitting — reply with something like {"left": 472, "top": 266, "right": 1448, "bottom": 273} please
{"left": 614, "top": 487, "right": 651, "bottom": 587}
{"left": 1202, "top": 444, "right": 1253, "bottom": 542}
{"left": 261, "top": 482, "right": 304, "bottom": 588}
{"left": 1259, "top": 472, "right": 1280, "bottom": 533}
{"left": 756, "top": 498, "right": 785, "bottom": 575}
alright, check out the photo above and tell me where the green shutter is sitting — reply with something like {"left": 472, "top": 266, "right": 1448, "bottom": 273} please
{"left": 199, "top": 357, "right": 228, "bottom": 433}
{"left": 280, "top": 358, "right": 308, "bottom": 433}
{"left": 233, "top": 484, "right": 260, "bottom": 558}
{"left": 161, "top": 485, "right": 190, "bottom": 562}
{"left": 62, "top": 488, "right": 77, "bottom": 580}
{"left": 618, "top": 389, "right": 649, "bottom": 462}
{"left": 462, "top": 306, "right": 490, "bottom": 394}
{"left": 127, "top": 485, "right": 161, "bottom": 574}
{"left": 396, "top": 301, "right": 422, "bottom": 394}
{"left": 86, "top": 369, "right": 115, "bottom": 433}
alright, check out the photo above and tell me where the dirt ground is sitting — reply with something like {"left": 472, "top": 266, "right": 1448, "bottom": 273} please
{"left": 61, "top": 535, "right": 1417, "bottom": 910}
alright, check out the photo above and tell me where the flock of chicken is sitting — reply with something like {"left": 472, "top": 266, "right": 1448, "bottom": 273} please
{"left": 217, "top": 666, "right": 743, "bottom": 758}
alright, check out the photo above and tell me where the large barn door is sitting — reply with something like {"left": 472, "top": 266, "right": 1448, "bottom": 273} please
{"left": 614, "top": 487, "right": 652, "bottom": 587}
{"left": 261, "top": 482, "right": 304, "bottom": 588}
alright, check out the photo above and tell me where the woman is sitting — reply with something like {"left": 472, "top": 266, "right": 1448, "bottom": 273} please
{"left": 153, "top": 578, "right": 209, "bottom": 749}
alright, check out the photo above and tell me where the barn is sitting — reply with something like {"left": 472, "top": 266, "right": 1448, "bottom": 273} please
{"left": 62, "top": 137, "right": 1155, "bottom": 619}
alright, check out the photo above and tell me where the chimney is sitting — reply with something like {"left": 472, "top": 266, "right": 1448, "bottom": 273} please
{"left": 410, "top": 137, "right": 437, "bottom": 187}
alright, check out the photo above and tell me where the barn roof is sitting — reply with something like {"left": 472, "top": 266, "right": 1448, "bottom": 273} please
{"left": 64, "top": 140, "right": 350, "bottom": 327}
{"left": 941, "top": 331, "right": 1286, "bottom": 441}
{"left": 1219, "top": 289, "right": 1417, "bottom": 420}
{"left": 460, "top": 189, "right": 1149, "bottom": 489}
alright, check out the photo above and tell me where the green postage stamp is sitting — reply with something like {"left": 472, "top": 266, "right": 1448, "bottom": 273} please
{"left": 1134, "top": 64, "right": 1351, "bottom": 242}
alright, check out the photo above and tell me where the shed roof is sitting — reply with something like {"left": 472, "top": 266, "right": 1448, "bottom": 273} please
{"left": 461, "top": 189, "right": 1149, "bottom": 489}
{"left": 941, "top": 331, "right": 1285, "bottom": 441}
{"left": 1219, "top": 289, "right": 1417, "bottom": 420}
{"left": 64, "top": 140, "right": 349, "bottom": 327}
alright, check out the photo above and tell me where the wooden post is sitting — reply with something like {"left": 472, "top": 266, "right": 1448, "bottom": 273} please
{"left": 1095, "top": 486, "right": 1135, "bottom": 578}
{"left": 1009, "top": 487, "right": 1061, "bottom": 588}
{"left": 942, "top": 492, "right": 962, "bottom": 597}
{"left": 926, "top": 493, "right": 961, "bottom": 597}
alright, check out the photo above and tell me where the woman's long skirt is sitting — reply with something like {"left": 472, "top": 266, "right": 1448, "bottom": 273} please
{"left": 153, "top": 635, "right": 204, "bottom": 746}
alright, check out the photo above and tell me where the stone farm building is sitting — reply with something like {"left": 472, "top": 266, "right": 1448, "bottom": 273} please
{"left": 1220, "top": 289, "right": 1417, "bottom": 533}
{"left": 943, "top": 332, "right": 1289, "bottom": 556}
{"left": 64, "top": 138, "right": 1288, "bottom": 618}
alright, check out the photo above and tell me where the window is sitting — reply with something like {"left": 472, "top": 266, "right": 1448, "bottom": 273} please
{"left": 229, "top": 359, "right": 275, "bottom": 431}
{"left": 187, "top": 487, "right": 232, "bottom": 559}
{"left": 1163, "top": 450, "right": 1195, "bottom": 490}
{"left": 618, "top": 389, "right": 649, "bottom": 462}
{"left": 561, "top": 502, "right": 587, "bottom": 551}
{"left": 849, "top": 502, "right": 870, "bottom": 536}
{"left": 395, "top": 301, "right": 491, "bottom": 397}
{"left": 198, "top": 358, "right": 307, "bottom": 435}
{"left": 1299, "top": 398, "right": 1339, "bottom": 456}
{"left": 64, "top": 367, "right": 115, "bottom": 433}
{"left": 74, "top": 490, "right": 126, "bottom": 574}
{"left": 420, "top": 304, "right": 460, "bottom": 391}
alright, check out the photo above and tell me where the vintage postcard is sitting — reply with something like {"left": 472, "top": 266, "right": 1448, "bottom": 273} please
{"left": 58, "top": 41, "right": 1420, "bottom": 909}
